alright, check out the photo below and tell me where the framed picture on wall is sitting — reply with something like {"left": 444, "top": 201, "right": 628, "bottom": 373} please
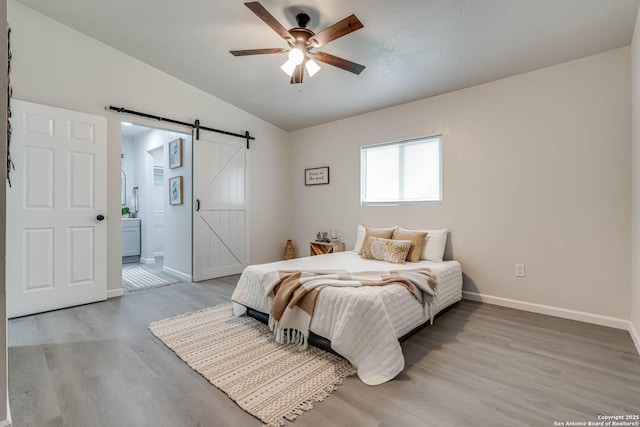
{"left": 305, "top": 166, "right": 330, "bottom": 185}
{"left": 168, "top": 138, "right": 183, "bottom": 169}
{"left": 169, "top": 176, "right": 183, "bottom": 205}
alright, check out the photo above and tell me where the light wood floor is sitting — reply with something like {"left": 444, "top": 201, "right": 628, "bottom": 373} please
{"left": 9, "top": 276, "right": 640, "bottom": 427}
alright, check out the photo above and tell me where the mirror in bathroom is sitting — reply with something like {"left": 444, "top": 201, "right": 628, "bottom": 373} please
{"left": 121, "top": 170, "right": 126, "bottom": 206}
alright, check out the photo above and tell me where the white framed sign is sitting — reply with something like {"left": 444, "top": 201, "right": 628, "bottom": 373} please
{"left": 305, "top": 166, "right": 330, "bottom": 186}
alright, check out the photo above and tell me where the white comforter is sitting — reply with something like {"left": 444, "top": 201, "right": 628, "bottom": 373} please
{"left": 231, "top": 251, "right": 462, "bottom": 385}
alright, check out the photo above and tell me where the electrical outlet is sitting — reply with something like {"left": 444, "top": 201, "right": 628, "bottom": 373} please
{"left": 515, "top": 264, "right": 525, "bottom": 277}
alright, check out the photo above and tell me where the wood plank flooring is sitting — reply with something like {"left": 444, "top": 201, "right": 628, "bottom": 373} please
{"left": 8, "top": 276, "right": 640, "bottom": 427}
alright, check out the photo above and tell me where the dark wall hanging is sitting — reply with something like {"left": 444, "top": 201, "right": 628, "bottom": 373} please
{"left": 6, "top": 26, "right": 13, "bottom": 186}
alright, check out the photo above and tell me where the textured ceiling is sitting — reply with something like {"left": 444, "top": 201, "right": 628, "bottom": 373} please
{"left": 16, "top": 0, "right": 640, "bottom": 131}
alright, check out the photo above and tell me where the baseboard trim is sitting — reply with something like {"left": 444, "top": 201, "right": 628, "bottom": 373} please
{"left": 4, "top": 394, "right": 11, "bottom": 427}
{"left": 630, "top": 320, "right": 640, "bottom": 355}
{"left": 140, "top": 257, "right": 155, "bottom": 264}
{"left": 1, "top": 400, "right": 11, "bottom": 427}
{"left": 154, "top": 252, "right": 164, "bottom": 257}
{"left": 462, "top": 291, "right": 629, "bottom": 330}
{"left": 162, "top": 266, "right": 192, "bottom": 283}
{"left": 1, "top": 397, "right": 11, "bottom": 427}
{"left": 107, "top": 288, "right": 124, "bottom": 299}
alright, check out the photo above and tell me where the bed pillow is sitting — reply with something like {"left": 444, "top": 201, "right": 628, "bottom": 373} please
{"left": 358, "top": 226, "right": 397, "bottom": 255}
{"left": 352, "top": 224, "right": 367, "bottom": 252}
{"left": 392, "top": 229, "right": 428, "bottom": 262}
{"left": 420, "top": 228, "right": 449, "bottom": 262}
{"left": 394, "top": 227, "right": 448, "bottom": 262}
{"left": 361, "top": 237, "right": 411, "bottom": 264}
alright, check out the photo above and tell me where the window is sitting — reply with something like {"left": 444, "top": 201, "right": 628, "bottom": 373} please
{"left": 361, "top": 135, "right": 442, "bottom": 205}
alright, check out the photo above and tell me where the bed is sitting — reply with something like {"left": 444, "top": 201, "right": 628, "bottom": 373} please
{"left": 231, "top": 248, "right": 463, "bottom": 385}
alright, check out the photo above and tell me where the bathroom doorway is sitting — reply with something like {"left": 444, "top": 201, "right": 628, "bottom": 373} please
{"left": 120, "top": 121, "right": 193, "bottom": 291}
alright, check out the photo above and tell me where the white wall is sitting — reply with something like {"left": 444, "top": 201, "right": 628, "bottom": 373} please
{"left": 290, "top": 47, "right": 631, "bottom": 320}
{"left": 162, "top": 134, "right": 192, "bottom": 279}
{"left": 121, "top": 135, "right": 135, "bottom": 211}
{"left": 9, "top": 0, "right": 636, "bottom": 331}
{"left": 631, "top": 7, "right": 640, "bottom": 350}
{"left": 132, "top": 129, "right": 163, "bottom": 263}
{"left": 132, "top": 128, "right": 192, "bottom": 279}
{"left": 9, "top": 0, "right": 292, "bottom": 292}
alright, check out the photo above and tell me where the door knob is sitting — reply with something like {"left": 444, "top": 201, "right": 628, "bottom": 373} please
{"left": 96, "top": 215, "right": 105, "bottom": 221}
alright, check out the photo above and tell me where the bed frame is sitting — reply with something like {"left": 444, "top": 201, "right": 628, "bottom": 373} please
{"left": 246, "top": 302, "right": 457, "bottom": 357}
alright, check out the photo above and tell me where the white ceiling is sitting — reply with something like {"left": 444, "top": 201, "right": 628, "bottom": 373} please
{"left": 120, "top": 123, "right": 152, "bottom": 139}
{"left": 17, "top": 0, "right": 640, "bottom": 131}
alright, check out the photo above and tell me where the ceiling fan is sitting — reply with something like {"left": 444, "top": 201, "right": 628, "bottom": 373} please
{"left": 230, "top": 2, "right": 365, "bottom": 84}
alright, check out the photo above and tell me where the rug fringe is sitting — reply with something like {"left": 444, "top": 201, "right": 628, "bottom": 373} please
{"left": 262, "top": 368, "right": 357, "bottom": 427}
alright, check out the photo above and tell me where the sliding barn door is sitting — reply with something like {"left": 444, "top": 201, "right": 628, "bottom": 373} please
{"left": 193, "top": 131, "right": 248, "bottom": 281}
{"left": 7, "top": 100, "right": 107, "bottom": 318}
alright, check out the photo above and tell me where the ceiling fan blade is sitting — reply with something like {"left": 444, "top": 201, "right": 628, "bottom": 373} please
{"left": 230, "top": 48, "right": 288, "bottom": 56}
{"left": 290, "top": 64, "right": 304, "bottom": 84}
{"left": 309, "top": 14, "right": 363, "bottom": 47}
{"left": 312, "top": 51, "right": 366, "bottom": 75}
{"left": 244, "top": 2, "right": 294, "bottom": 42}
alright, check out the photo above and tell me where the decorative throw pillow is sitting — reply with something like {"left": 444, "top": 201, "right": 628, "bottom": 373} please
{"left": 392, "top": 229, "right": 428, "bottom": 262}
{"left": 361, "top": 237, "right": 412, "bottom": 264}
{"left": 358, "top": 226, "right": 396, "bottom": 255}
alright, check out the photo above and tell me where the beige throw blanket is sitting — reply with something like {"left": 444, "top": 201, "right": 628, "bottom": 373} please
{"left": 260, "top": 268, "right": 438, "bottom": 349}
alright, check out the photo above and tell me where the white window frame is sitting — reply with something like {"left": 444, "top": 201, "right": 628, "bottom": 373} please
{"left": 360, "top": 135, "right": 443, "bottom": 206}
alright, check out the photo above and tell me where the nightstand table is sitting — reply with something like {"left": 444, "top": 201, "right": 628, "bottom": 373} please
{"left": 309, "top": 241, "right": 346, "bottom": 256}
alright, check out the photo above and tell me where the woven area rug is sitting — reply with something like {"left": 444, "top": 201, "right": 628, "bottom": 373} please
{"left": 122, "top": 265, "right": 181, "bottom": 292}
{"left": 149, "top": 304, "right": 356, "bottom": 427}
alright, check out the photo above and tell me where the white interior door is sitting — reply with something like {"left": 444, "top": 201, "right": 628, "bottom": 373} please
{"left": 193, "top": 131, "right": 248, "bottom": 281}
{"left": 7, "top": 100, "right": 107, "bottom": 318}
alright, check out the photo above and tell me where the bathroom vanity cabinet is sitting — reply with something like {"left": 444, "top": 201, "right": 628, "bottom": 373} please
{"left": 122, "top": 218, "right": 141, "bottom": 263}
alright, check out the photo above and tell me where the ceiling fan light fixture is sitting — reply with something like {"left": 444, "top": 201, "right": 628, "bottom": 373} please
{"left": 288, "top": 48, "right": 305, "bottom": 65}
{"left": 281, "top": 59, "right": 296, "bottom": 77}
{"left": 231, "top": 3, "right": 365, "bottom": 84}
{"left": 305, "top": 59, "right": 321, "bottom": 77}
